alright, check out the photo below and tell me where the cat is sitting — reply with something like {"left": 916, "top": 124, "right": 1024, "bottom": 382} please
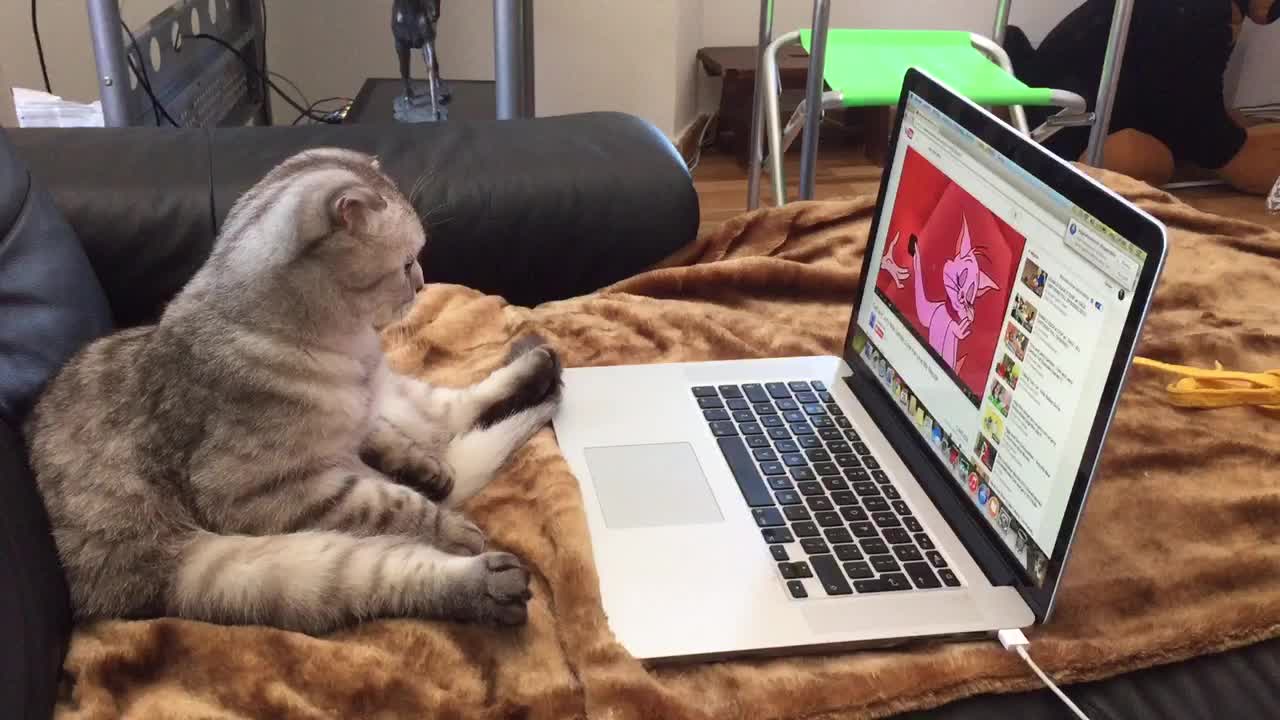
{"left": 883, "top": 217, "right": 999, "bottom": 373}
{"left": 24, "top": 148, "right": 561, "bottom": 635}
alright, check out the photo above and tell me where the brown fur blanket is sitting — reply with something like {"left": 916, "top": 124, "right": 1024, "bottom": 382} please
{"left": 56, "top": 170, "right": 1279, "bottom": 719}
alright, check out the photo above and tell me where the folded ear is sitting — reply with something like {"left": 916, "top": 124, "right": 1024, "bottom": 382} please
{"left": 328, "top": 183, "right": 388, "bottom": 230}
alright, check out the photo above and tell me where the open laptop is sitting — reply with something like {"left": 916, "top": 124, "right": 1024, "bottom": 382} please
{"left": 551, "top": 68, "right": 1167, "bottom": 662}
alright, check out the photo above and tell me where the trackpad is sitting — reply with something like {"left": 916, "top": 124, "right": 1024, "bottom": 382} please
{"left": 584, "top": 443, "right": 724, "bottom": 528}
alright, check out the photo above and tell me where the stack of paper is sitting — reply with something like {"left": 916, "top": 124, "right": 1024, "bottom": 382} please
{"left": 12, "top": 87, "right": 104, "bottom": 128}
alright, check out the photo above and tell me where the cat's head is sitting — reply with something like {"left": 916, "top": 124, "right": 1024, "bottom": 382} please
{"left": 942, "top": 217, "right": 999, "bottom": 323}
{"left": 209, "top": 148, "right": 426, "bottom": 334}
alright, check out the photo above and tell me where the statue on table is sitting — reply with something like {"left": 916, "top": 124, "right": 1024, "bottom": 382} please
{"left": 392, "top": 0, "right": 451, "bottom": 123}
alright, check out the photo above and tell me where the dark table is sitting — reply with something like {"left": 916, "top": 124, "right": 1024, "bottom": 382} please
{"left": 346, "top": 79, "right": 497, "bottom": 125}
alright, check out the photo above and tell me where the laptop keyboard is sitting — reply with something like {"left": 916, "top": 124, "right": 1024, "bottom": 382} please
{"left": 693, "top": 381, "right": 962, "bottom": 599}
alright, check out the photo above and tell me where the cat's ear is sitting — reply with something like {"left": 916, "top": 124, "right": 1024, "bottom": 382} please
{"left": 955, "top": 217, "right": 973, "bottom": 257}
{"left": 328, "top": 183, "right": 388, "bottom": 230}
{"left": 975, "top": 270, "right": 1000, "bottom": 296}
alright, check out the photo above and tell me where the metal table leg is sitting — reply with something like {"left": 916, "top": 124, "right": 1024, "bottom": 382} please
{"left": 1085, "top": 0, "right": 1134, "bottom": 167}
{"left": 798, "top": 0, "right": 831, "bottom": 201}
{"left": 494, "top": 0, "right": 535, "bottom": 119}
{"left": 86, "top": 0, "right": 130, "bottom": 127}
{"left": 746, "top": 0, "right": 776, "bottom": 210}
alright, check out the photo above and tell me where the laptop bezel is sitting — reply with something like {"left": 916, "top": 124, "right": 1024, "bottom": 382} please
{"left": 840, "top": 67, "right": 1168, "bottom": 622}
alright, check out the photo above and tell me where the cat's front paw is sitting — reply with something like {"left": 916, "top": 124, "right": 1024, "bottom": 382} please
{"left": 475, "top": 336, "right": 563, "bottom": 428}
{"left": 465, "top": 551, "right": 532, "bottom": 626}
{"left": 436, "top": 509, "right": 486, "bottom": 556}
{"left": 365, "top": 444, "right": 456, "bottom": 502}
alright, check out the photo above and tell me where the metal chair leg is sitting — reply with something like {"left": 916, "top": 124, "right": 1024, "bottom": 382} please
{"left": 992, "top": 0, "right": 1013, "bottom": 46}
{"left": 969, "top": 33, "right": 1030, "bottom": 136}
{"left": 747, "top": 0, "right": 776, "bottom": 210}
{"left": 764, "top": 31, "right": 803, "bottom": 207}
{"left": 798, "top": 0, "right": 831, "bottom": 201}
{"left": 1086, "top": 0, "right": 1135, "bottom": 167}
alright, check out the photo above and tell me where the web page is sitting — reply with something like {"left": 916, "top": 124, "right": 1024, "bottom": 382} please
{"left": 851, "top": 93, "right": 1146, "bottom": 585}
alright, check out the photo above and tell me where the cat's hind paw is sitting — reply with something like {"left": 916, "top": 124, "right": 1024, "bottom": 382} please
{"left": 462, "top": 552, "right": 532, "bottom": 626}
{"left": 436, "top": 510, "right": 486, "bottom": 556}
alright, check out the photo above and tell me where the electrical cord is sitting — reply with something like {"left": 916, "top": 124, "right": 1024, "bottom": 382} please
{"left": 121, "top": 20, "right": 181, "bottom": 127}
{"left": 31, "top": 0, "right": 52, "bottom": 93}
{"left": 291, "top": 97, "right": 352, "bottom": 126}
{"left": 181, "top": 31, "right": 339, "bottom": 123}
{"left": 997, "top": 629, "right": 1092, "bottom": 720}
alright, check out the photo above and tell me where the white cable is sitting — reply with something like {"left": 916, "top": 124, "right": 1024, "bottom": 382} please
{"left": 997, "top": 629, "right": 1092, "bottom": 720}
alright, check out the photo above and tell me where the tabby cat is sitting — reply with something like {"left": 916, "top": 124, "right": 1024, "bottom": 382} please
{"left": 25, "top": 148, "right": 562, "bottom": 634}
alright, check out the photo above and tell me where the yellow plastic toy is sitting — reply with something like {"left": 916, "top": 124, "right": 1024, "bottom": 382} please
{"left": 1133, "top": 357, "right": 1280, "bottom": 410}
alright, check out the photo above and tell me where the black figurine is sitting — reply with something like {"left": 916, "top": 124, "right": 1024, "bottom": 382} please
{"left": 392, "top": 0, "right": 450, "bottom": 122}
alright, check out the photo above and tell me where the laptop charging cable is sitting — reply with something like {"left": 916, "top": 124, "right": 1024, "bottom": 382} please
{"left": 997, "top": 628, "right": 1092, "bottom": 720}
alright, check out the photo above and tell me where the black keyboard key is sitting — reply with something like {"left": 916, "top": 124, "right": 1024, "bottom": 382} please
{"left": 784, "top": 505, "right": 811, "bottom": 522}
{"left": 915, "top": 533, "right": 936, "bottom": 550}
{"left": 853, "top": 442, "right": 871, "bottom": 455}
{"left": 692, "top": 386, "right": 717, "bottom": 397}
{"left": 732, "top": 410, "right": 756, "bottom": 423}
{"left": 814, "top": 511, "right": 843, "bottom": 527}
{"left": 766, "top": 382, "right": 791, "bottom": 399}
{"left": 834, "top": 544, "right": 863, "bottom": 561}
{"left": 860, "top": 538, "right": 890, "bottom": 555}
{"left": 823, "top": 527, "right": 854, "bottom": 544}
{"left": 811, "top": 416, "right": 834, "bottom": 428}
{"left": 752, "top": 507, "right": 786, "bottom": 527}
{"left": 778, "top": 562, "right": 806, "bottom": 579}
{"left": 834, "top": 415, "right": 853, "bottom": 429}
{"left": 827, "top": 441, "right": 852, "bottom": 455}
{"left": 822, "top": 476, "right": 848, "bottom": 491}
{"left": 841, "top": 507, "right": 869, "bottom": 522}
{"left": 753, "top": 448, "right": 779, "bottom": 462}
{"left": 716, "top": 436, "right": 772, "bottom": 506}
{"left": 744, "top": 384, "right": 769, "bottom": 403}
{"left": 783, "top": 410, "right": 807, "bottom": 424}
{"left": 810, "top": 554, "right": 853, "bottom": 595}
{"left": 760, "top": 462, "right": 786, "bottom": 476}
{"left": 831, "top": 490, "right": 858, "bottom": 506}
{"left": 788, "top": 381, "right": 812, "bottom": 392}
{"left": 797, "top": 481, "right": 824, "bottom": 496}
{"left": 881, "top": 573, "right": 912, "bottom": 591}
{"left": 787, "top": 580, "right": 808, "bottom": 598}
{"left": 704, "top": 409, "right": 731, "bottom": 421}
{"left": 762, "top": 527, "right": 794, "bottom": 543}
{"left": 747, "top": 435, "right": 771, "bottom": 449}
{"left": 813, "top": 462, "right": 840, "bottom": 476}
{"left": 698, "top": 396, "right": 725, "bottom": 409}
{"left": 926, "top": 550, "right": 948, "bottom": 569}
{"left": 850, "top": 522, "right": 878, "bottom": 538}
{"left": 819, "top": 428, "right": 844, "bottom": 442}
{"left": 844, "top": 561, "right": 874, "bottom": 579}
{"left": 776, "top": 490, "right": 802, "bottom": 505}
{"left": 760, "top": 415, "right": 784, "bottom": 427}
{"left": 852, "top": 481, "right": 880, "bottom": 496}
{"left": 727, "top": 397, "right": 750, "bottom": 411}
{"left": 740, "top": 422, "right": 764, "bottom": 435}
{"left": 800, "top": 537, "right": 829, "bottom": 555}
{"left": 796, "top": 391, "right": 818, "bottom": 404}
{"left": 871, "top": 555, "right": 900, "bottom": 573}
{"left": 854, "top": 579, "right": 888, "bottom": 593}
{"left": 799, "top": 435, "right": 822, "bottom": 449}
{"left": 835, "top": 454, "right": 862, "bottom": 469}
{"left": 775, "top": 439, "right": 800, "bottom": 453}
{"left": 903, "top": 516, "right": 923, "bottom": 533}
{"left": 776, "top": 398, "right": 799, "bottom": 411}
{"left": 862, "top": 457, "right": 881, "bottom": 469}
{"left": 768, "top": 428, "right": 791, "bottom": 442}
{"left": 844, "top": 429, "right": 861, "bottom": 441}
{"left": 791, "top": 424, "right": 815, "bottom": 436}
{"left": 818, "top": 390, "right": 834, "bottom": 402}
{"left": 826, "top": 404, "right": 844, "bottom": 416}
{"left": 718, "top": 385, "right": 743, "bottom": 399}
{"left": 939, "top": 568, "right": 961, "bottom": 587}
{"left": 903, "top": 562, "right": 942, "bottom": 589}
{"left": 754, "top": 403, "right": 778, "bottom": 415}
{"left": 871, "top": 511, "right": 900, "bottom": 528}
{"left": 805, "top": 449, "right": 831, "bottom": 462}
{"left": 792, "top": 521, "right": 820, "bottom": 538}
{"left": 845, "top": 468, "right": 871, "bottom": 482}
{"left": 767, "top": 476, "right": 794, "bottom": 491}
{"left": 792, "top": 562, "right": 813, "bottom": 578}
{"left": 892, "top": 500, "right": 912, "bottom": 516}
{"left": 811, "top": 381, "right": 826, "bottom": 391}
{"left": 883, "top": 528, "right": 912, "bottom": 545}
{"left": 789, "top": 467, "right": 816, "bottom": 481}
{"left": 871, "top": 470, "right": 891, "bottom": 484}
{"left": 883, "top": 485, "right": 901, "bottom": 500}
{"left": 893, "top": 545, "right": 924, "bottom": 562}
{"left": 805, "top": 496, "right": 834, "bottom": 512}
{"left": 770, "top": 545, "right": 790, "bottom": 561}
{"left": 783, "top": 453, "right": 807, "bottom": 467}
{"left": 864, "top": 497, "right": 890, "bottom": 512}
{"left": 709, "top": 421, "right": 737, "bottom": 437}
{"left": 803, "top": 403, "right": 827, "bottom": 416}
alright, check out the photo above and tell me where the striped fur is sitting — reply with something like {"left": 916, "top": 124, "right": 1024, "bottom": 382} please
{"left": 24, "top": 149, "right": 558, "bottom": 633}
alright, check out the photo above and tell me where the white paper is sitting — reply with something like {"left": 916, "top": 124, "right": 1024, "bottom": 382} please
{"left": 12, "top": 87, "right": 104, "bottom": 128}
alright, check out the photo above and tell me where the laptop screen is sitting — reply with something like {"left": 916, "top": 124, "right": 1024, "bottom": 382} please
{"left": 849, "top": 92, "right": 1148, "bottom": 586}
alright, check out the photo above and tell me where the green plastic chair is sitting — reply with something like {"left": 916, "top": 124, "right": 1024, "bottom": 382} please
{"left": 745, "top": 0, "right": 1134, "bottom": 208}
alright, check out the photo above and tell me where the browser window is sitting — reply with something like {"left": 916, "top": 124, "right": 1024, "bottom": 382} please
{"left": 850, "top": 92, "right": 1148, "bottom": 585}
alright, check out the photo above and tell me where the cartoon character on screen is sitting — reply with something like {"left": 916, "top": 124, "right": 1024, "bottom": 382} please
{"left": 879, "top": 216, "right": 1000, "bottom": 373}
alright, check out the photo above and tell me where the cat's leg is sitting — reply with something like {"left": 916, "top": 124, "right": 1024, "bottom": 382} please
{"left": 169, "top": 530, "right": 531, "bottom": 633}
{"left": 439, "top": 397, "right": 559, "bottom": 507}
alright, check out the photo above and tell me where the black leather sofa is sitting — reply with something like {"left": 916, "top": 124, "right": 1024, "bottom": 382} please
{"left": 2, "top": 113, "right": 1276, "bottom": 720}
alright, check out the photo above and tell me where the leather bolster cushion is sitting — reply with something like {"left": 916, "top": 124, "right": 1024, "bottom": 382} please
{"left": 10, "top": 112, "right": 699, "bottom": 325}
{"left": 0, "top": 129, "right": 112, "bottom": 719}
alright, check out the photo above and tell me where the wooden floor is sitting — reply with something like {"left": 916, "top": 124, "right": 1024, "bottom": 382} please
{"left": 692, "top": 147, "right": 1280, "bottom": 234}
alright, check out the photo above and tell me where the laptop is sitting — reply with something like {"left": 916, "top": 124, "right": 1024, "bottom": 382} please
{"left": 551, "top": 68, "right": 1167, "bottom": 662}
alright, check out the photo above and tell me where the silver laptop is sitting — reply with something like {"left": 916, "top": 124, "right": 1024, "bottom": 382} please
{"left": 552, "top": 69, "right": 1168, "bottom": 662}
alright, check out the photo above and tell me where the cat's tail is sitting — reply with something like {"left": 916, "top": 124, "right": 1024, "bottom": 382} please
{"left": 168, "top": 531, "right": 530, "bottom": 633}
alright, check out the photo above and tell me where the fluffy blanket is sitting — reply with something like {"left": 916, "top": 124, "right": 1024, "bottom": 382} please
{"left": 57, "top": 170, "right": 1279, "bottom": 719}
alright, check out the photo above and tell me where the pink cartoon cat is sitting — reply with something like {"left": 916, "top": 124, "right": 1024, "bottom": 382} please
{"left": 879, "top": 216, "right": 999, "bottom": 372}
